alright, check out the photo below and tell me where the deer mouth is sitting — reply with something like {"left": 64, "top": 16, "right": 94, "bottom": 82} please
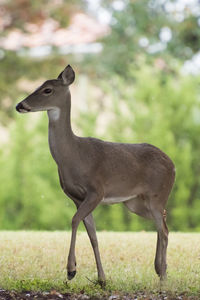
{"left": 16, "top": 102, "right": 31, "bottom": 113}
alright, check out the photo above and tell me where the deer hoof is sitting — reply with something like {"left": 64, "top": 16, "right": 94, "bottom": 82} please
{"left": 67, "top": 270, "right": 76, "bottom": 280}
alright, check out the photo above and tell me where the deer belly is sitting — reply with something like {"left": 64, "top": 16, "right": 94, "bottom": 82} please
{"left": 101, "top": 195, "right": 137, "bottom": 205}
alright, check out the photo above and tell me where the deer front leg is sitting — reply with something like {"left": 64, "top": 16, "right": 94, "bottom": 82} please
{"left": 83, "top": 214, "right": 106, "bottom": 285}
{"left": 67, "top": 190, "right": 102, "bottom": 280}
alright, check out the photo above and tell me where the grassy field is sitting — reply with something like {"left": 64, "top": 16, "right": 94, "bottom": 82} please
{"left": 0, "top": 231, "right": 200, "bottom": 298}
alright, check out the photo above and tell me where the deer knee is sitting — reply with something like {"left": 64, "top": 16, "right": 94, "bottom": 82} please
{"left": 71, "top": 216, "right": 79, "bottom": 229}
{"left": 160, "top": 228, "right": 168, "bottom": 249}
{"left": 162, "top": 210, "right": 169, "bottom": 235}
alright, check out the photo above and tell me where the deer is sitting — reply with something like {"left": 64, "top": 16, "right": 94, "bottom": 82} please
{"left": 16, "top": 65, "right": 175, "bottom": 285}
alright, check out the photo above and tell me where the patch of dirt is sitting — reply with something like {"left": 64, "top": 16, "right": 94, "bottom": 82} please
{"left": 0, "top": 290, "right": 198, "bottom": 300}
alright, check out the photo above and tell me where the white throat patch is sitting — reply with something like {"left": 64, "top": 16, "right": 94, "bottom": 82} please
{"left": 48, "top": 108, "right": 60, "bottom": 121}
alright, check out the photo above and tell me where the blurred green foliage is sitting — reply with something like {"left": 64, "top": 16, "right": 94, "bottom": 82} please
{"left": 0, "top": 0, "right": 200, "bottom": 231}
{"left": 1, "top": 59, "right": 200, "bottom": 231}
{"left": 90, "top": 0, "right": 200, "bottom": 75}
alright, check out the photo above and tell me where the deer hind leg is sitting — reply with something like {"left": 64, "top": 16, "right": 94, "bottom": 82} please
{"left": 124, "top": 195, "right": 168, "bottom": 280}
{"left": 151, "top": 207, "right": 168, "bottom": 280}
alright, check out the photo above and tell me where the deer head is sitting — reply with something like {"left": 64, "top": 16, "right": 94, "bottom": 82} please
{"left": 16, "top": 65, "right": 75, "bottom": 114}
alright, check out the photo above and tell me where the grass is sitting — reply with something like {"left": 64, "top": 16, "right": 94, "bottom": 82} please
{"left": 0, "top": 231, "right": 200, "bottom": 298}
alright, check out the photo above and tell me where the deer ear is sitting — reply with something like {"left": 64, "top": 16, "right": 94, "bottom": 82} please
{"left": 57, "top": 65, "right": 75, "bottom": 85}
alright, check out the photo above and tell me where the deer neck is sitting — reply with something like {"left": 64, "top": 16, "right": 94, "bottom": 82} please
{"left": 47, "top": 98, "right": 75, "bottom": 164}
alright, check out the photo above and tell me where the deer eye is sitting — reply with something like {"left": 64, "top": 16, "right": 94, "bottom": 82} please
{"left": 43, "top": 88, "right": 52, "bottom": 94}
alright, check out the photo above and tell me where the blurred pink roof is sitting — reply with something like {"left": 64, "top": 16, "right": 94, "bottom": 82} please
{"left": 0, "top": 13, "right": 109, "bottom": 51}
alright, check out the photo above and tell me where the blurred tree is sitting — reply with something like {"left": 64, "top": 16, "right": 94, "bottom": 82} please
{"left": 88, "top": 0, "right": 200, "bottom": 76}
{"left": 1, "top": 0, "right": 82, "bottom": 33}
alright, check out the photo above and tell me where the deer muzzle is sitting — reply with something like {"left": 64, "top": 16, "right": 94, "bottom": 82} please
{"left": 16, "top": 101, "right": 31, "bottom": 113}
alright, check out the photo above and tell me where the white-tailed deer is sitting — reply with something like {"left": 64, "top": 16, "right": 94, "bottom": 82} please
{"left": 16, "top": 65, "right": 175, "bottom": 285}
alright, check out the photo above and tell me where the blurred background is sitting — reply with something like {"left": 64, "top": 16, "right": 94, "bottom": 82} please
{"left": 0, "top": 0, "right": 200, "bottom": 231}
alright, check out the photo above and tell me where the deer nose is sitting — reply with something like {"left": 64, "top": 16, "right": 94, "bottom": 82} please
{"left": 16, "top": 102, "right": 24, "bottom": 112}
{"left": 16, "top": 102, "right": 31, "bottom": 113}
